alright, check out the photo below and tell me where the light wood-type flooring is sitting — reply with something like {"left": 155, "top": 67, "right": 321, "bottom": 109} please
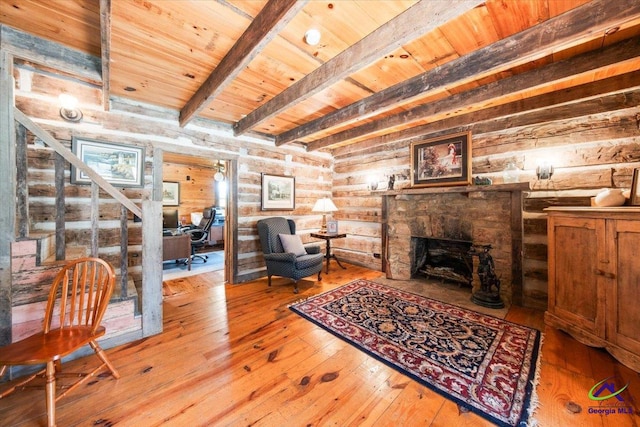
{"left": 1, "top": 263, "right": 639, "bottom": 426}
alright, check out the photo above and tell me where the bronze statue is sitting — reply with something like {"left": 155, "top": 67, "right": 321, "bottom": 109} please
{"left": 476, "top": 244, "right": 500, "bottom": 294}
{"left": 469, "top": 244, "right": 504, "bottom": 308}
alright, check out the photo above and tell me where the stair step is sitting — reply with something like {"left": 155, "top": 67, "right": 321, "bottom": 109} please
{"left": 113, "top": 278, "right": 141, "bottom": 315}
{"left": 42, "top": 246, "right": 88, "bottom": 265}
{"left": 11, "top": 231, "right": 143, "bottom": 343}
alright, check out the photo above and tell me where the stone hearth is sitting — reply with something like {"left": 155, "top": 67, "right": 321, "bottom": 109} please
{"left": 382, "top": 184, "right": 525, "bottom": 306}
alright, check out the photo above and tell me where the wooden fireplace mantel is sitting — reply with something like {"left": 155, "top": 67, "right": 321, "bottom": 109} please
{"left": 375, "top": 182, "right": 531, "bottom": 197}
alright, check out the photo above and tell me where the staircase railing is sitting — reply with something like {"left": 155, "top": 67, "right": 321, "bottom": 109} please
{"left": 14, "top": 109, "right": 141, "bottom": 217}
{"left": 12, "top": 107, "right": 163, "bottom": 338}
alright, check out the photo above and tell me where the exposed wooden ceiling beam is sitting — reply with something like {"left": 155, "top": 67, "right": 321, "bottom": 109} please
{"left": 306, "top": 36, "right": 640, "bottom": 151}
{"left": 100, "top": 0, "right": 112, "bottom": 111}
{"left": 332, "top": 71, "right": 640, "bottom": 157}
{"left": 233, "top": 0, "right": 484, "bottom": 136}
{"left": 179, "top": 0, "right": 307, "bottom": 127}
{"left": 279, "top": 0, "right": 640, "bottom": 147}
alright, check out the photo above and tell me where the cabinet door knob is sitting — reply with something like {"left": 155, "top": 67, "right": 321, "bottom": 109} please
{"left": 595, "top": 269, "right": 615, "bottom": 279}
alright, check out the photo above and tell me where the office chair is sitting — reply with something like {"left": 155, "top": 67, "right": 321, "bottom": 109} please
{"left": 185, "top": 207, "right": 216, "bottom": 263}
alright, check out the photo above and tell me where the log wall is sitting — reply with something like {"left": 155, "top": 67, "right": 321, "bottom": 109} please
{"left": 12, "top": 62, "right": 640, "bottom": 312}
{"left": 331, "top": 99, "right": 640, "bottom": 310}
{"left": 13, "top": 64, "right": 333, "bottom": 301}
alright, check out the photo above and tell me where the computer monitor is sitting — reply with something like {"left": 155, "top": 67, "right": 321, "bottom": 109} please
{"left": 162, "top": 209, "right": 179, "bottom": 229}
{"left": 213, "top": 206, "right": 225, "bottom": 222}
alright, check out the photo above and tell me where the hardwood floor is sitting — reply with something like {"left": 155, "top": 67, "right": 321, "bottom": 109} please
{"left": 1, "top": 263, "right": 639, "bottom": 426}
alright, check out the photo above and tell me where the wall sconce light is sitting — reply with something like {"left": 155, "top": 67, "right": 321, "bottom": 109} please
{"left": 368, "top": 175, "right": 378, "bottom": 191}
{"left": 304, "top": 28, "right": 321, "bottom": 46}
{"left": 58, "top": 94, "right": 83, "bottom": 122}
{"left": 536, "top": 161, "right": 554, "bottom": 180}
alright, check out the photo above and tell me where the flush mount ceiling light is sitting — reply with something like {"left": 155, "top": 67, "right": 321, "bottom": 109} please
{"left": 58, "top": 93, "right": 83, "bottom": 122}
{"left": 304, "top": 28, "right": 321, "bottom": 46}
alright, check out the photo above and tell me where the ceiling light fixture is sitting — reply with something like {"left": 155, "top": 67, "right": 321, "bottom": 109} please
{"left": 214, "top": 161, "right": 225, "bottom": 182}
{"left": 304, "top": 28, "right": 321, "bottom": 46}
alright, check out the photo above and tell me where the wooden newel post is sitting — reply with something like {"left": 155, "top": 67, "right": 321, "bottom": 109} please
{"left": 141, "top": 200, "right": 163, "bottom": 337}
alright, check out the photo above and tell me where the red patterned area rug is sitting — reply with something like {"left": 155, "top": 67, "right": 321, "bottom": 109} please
{"left": 289, "top": 279, "right": 542, "bottom": 427}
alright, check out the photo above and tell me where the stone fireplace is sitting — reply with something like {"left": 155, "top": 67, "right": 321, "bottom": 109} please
{"left": 382, "top": 184, "right": 526, "bottom": 306}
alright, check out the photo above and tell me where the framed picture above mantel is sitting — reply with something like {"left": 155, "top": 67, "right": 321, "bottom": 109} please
{"left": 410, "top": 131, "right": 471, "bottom": 188}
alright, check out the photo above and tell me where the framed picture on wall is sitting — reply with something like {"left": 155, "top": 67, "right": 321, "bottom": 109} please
{"left": 631, "top": 168, "right": 640, "bottom": 206}
{"left": 261, "top": 173, "right": 295, "bottom": 210}
{"left": 162, "top": 181, "right": 180, "bottom": 206}
{"left": 71, "top": 137, "right": 145, "bottom": 187}
{"left": 410, "top": 131, "right": 472, "bottom": 188}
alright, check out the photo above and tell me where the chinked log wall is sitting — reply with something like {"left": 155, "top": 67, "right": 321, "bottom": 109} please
{"left": 13, "top": 64, "right": 333, "bottom": 298}
{"left": 331, "top": 92, "right": 640, "bottom": 310}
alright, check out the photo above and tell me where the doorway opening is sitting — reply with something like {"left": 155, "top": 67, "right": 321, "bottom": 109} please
{"left": 160, "top": 152, "right": 233, "bottom": 283}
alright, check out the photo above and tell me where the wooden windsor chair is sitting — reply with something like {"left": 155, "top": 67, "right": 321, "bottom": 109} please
{"left": 0, "top": 257, "right": 121, "bottom": 427}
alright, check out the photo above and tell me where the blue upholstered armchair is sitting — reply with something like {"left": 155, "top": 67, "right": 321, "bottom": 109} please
{"left": 257, "top": 217, "right": 323, "bottom": 293}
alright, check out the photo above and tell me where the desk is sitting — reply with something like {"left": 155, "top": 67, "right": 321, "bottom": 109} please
{"left": 310, "top": 232, "right": 347, "bottom": 274}
{"left": 163, "top": 233, "right": 191, "bottom": 270}
{"left": 208, "top": 223, "right": 225, "bottom": 245}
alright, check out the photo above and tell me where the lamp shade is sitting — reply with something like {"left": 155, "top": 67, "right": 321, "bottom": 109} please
{"left": 312, "top": 197, "right": 338, "bottom": 213}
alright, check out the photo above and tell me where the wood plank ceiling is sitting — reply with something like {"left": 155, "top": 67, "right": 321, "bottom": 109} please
{"left": 2, "top": 0, "right": 640, "bottom": 153}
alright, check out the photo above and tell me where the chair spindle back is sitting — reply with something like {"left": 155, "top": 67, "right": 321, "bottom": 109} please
{"left": 43, "top": 257, "right": 116, "bottom": 334}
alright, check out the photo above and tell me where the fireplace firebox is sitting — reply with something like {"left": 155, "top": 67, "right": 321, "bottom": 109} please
{"left": 410, "top": 237, "right": 473, "bottom": 286}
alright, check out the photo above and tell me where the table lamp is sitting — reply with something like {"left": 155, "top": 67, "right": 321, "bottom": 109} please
{"left": 312, "top": 197, "right": 338, "bottom": 232}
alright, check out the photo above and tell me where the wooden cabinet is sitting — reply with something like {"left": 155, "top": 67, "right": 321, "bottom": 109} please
{"left": 545, "top": 207, "right": 640, "bottom": 371}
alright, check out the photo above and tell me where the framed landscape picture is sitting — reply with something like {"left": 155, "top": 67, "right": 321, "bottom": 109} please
{"left": 162, "top": 181, "right": 180, "bottom": 206}
{"left": 410, "top": 131, "right": 472, "bottom": 188}
{"left": 71, "top": 137, "right": 145, "bottom": 187}
{"left": 261, "top": 173, "right": 295, "bottom": 210}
